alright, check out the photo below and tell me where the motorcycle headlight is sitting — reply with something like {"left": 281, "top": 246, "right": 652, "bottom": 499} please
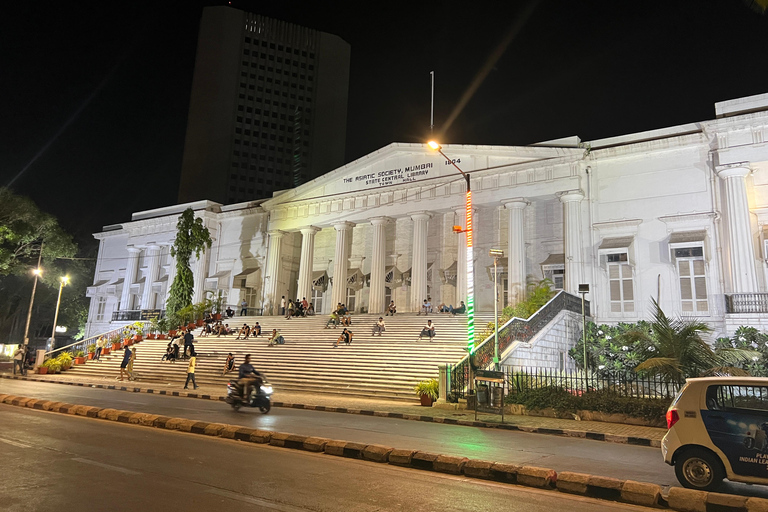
{"left": 260, "top": 385, "right": 273, "bottom": 394}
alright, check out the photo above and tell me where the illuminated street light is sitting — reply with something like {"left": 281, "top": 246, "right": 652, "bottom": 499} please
{"left": 48, "top": 276, "right": 69, "bottom": 352}
{"left": 427, "top": 141, "right": 475, "bottom": 353}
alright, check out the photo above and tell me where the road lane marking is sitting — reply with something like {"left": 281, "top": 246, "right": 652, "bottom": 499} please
{"left": 205, "top": 488, "right": 312, "bottom": 511}
{"left": 71, "top": 458, "right": 141, "bottom": 475}
{"left": 0, "top": 437, "right": 32, "bottom": 449}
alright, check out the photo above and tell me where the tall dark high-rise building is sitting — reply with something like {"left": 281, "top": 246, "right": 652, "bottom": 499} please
{"left": 178, "top": 6, "right": 350, "bottom": 205}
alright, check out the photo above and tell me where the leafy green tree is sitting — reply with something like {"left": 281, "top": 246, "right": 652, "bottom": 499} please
{"left": 624, "top": 300, "right": 754, "bottom": 384}
{"left": 165, "top": 208, "right": 211, "bottom": 324}
{"left": 0, "top": 188, "right": 76, "bottom": 276}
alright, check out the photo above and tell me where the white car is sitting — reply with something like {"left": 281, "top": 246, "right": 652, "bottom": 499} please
{"left": 662, "top": 376, "right": 768, "bottom": 491}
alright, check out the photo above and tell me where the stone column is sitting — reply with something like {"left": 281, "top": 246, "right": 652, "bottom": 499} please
{"left": 331, "top": 222, "right": 354, "bottom": 309}
{"left": 264, "top": 230, "right": 285, "bottom": 315}
{"left": 369, "top": 217, "right": 390, "bottom": 314}
{"left": 120, "top": 247, "right": 141, "bottom": 310}
{"left": 718, "top": 164, "right": 759, "bottom": 293}
{"left": 559, "top": 191, "right": 585, "bottom": 294}
{"left": 410, "top": 212, "right": 431, "bottom": 312}
{"left": 455, "top": 208, "right": 467, "bottom": 306}
{"left": 504, "top": 200, "right": 528, "bottom": 305}
{"left": 297, "top": 226, "right": 321, "bottom": 303}
{"left": 192, "top": 249, "right": 208, "bottom": 304}
{"left": 141, "top": 245, "right": 160, "bottom": 309}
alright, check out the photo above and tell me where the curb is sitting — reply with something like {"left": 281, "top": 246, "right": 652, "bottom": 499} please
{"left": 1, "top": 392, "right": 763, "bottom": 512}
{"left": 0, "top": 374, "right": 661, "bottom": 448}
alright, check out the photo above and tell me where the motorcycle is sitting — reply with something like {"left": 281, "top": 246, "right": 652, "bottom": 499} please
{"left": 225, "top": 376, "right": 273, "bottom": 413}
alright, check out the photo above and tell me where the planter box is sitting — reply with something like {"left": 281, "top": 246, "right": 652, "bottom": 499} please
{"left": 74, "top": 357, "right": 86, "bottom": 365}
{"left": 195, "top": 319, "right": 204, "bottom": 327}
{"left": 168, "top": 330, "right": 177, "bottom": 337}
{"left": 133, "top": 335, "right": 143, "bottom": 342}
{"left": 123, "top": 339, "right": 133, "bottom": 347}
{"left": 103, "top": 348, "right": 111, "bottom": 355}
{"left": 39, "top": 367, "right": 48, "bottom": 375}
{"left": 419, "top": 394, "right": 435, "bottom": 407}
{"left": 87, "top": 353, "right": 94, "bottom": 360}
{"left": 147, "top": 334, "right": 156, "bottom": 340}
{"left": 157, "top": 334, "right": 167, "bottom": 340}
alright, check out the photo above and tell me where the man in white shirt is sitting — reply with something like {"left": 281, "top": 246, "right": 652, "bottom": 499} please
{"left": 280, "top": 296, "right": 286, "bottom": 316}
{"left": 419, "top": 320, "right": 435, "bottom": 341}
{"left": 13, "top": 345, "right": 25, "bottom": 375}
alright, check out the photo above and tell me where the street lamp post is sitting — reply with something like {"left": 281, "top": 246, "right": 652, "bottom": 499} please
{"left": 48, "top": 276, "right": 69, "bottom": 352}
{"left": 578, "top": 283, "right": 589, "bottom": 374}
{"left": 490, "top": 248, "right": 504, "bottom": 370}
{"left": 428, "top": 141, "right": 475, "bottom": 354}
{"left": 23, "top": 258, "right": 43, "bottom": 346}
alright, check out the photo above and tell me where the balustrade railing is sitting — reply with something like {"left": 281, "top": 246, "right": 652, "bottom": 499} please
{"left": 111, "top": 309, "right": 166, "bottom": 322}
{"left": 725, "top": 293, "right": 768, "bottom": 314}
{"left": 448, "top": 290, "right": 589, "bottom": 401}
{"left": 45, "top": 323, "right": 135, "bottom": 360}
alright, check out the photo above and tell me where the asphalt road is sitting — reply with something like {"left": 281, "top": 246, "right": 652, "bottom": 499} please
{"left": 2, "top": 379, "right": 767, "bottom": 498}
{"left": 0, "top": 405, "right": 661, "bottom": 512}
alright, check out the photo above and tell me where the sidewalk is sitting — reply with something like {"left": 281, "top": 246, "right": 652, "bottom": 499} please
{"left": 0, "top": 371, "right": 667, "bottom": 445}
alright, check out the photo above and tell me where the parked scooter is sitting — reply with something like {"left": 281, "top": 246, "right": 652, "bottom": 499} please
{"left": 226, "top": 376, "right": 273, "bottom": 413}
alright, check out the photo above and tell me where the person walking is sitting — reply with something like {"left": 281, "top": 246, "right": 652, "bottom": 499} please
{"left": 183, "top": 328, "right": 194, "bottom": 357}
{"left": 126, "top": 347, "right": 137, "bottom": 381}
{"left": 285, "top": 299, "right": 294, "bottom": 319}
{"left": 94, "top": 336, "right": 105, "bottom": 361}
{"left": 418, "top": 320, "right": 436, "bottom": 341}
{"left": 12, "top": 344, "right": 25, "bottom": 375}
{"left": 372, "top": 317, "right": 385, "bottom": 336}
{"left": 280, "top": 296, "right": 286, "bottom": 316}
{"left": 184, "top": 350, "right": 198, "bottom": 389}
{"left": 118, "top": 346, "right": 132, "bottom": 381}
{"left": 240, "top": 299, "right": 248, "bottom": 316}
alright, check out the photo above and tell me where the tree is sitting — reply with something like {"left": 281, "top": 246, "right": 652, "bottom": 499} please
{"left": 0, "top": 188, "right": 77, "bottom": 276}
{"left": 165, "top": 208, "right": 212, "bottom": 324}
{"left": 624, "top": 300, "right": 754, "bottom": 384}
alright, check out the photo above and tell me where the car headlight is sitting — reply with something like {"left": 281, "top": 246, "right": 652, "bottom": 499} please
{"left": 260, "top": 385, "right": 273, "bottom": 394}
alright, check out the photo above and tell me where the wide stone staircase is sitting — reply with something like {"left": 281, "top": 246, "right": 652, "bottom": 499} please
{"left": 68, "top": 312, "right": 494, "bottom": 401}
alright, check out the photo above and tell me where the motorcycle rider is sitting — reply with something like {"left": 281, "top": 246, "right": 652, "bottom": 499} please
{"left": 237, "top": 354, "right": 261, "bottom": 402}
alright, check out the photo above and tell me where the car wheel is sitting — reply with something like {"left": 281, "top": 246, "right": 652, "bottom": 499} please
{"left": 675, "top": 448, "right": 725, "bottom": 491}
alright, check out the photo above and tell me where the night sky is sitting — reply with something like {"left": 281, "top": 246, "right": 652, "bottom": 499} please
{"left": 2, "top": 1, "right": 768, "bottom": 244}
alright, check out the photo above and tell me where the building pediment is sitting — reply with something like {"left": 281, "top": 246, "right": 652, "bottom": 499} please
{"left": 262, "top": 142, "right": 582, "bottom": 208}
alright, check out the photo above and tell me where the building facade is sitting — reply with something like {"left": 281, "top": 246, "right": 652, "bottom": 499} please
{"left": 88, "top": 93, "right": 768, "bottom": 339}
{"left": 177, "top": 6, "right": 350, "bottom": 206}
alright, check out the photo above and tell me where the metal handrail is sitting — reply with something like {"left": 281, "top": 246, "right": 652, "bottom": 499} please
{"left": 45, "top": 323, "right": 135, "bottom": 359}
{"left": 449, "top": 290, "right": 588, "bottom": 400}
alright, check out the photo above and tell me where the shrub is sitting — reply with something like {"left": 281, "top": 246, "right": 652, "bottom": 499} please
{"left": 505, "top": 385, "right": 671, "bottom": 422}
{"left": 414, "top": 379, "right": 439, "bottom": 400}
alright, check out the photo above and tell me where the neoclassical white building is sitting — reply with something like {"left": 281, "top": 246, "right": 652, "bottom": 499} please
{"left": 86, "top": 92, "right": 768, "bottom": 338}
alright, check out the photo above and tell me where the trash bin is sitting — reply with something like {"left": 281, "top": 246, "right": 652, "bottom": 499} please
{"left": 492, "top": 387, "right": 503, "bottom": 408}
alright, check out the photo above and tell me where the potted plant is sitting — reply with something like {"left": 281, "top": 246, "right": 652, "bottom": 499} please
{"left": 178, "top": 305, "right": 195, "bottom": 330}
{"left": 56, "top": 352, "right": 74, "bottom": 371}
{"left": 157, "top": 317, "right": 169, "bottom": 340}
{"left": 110, "top": 334, "right": 122, "bottom": 351}
{"left": 49, "top": 360, "right": 62, "bottom": 374}
{"left": 87, "top": 344, "right": 97, "bottom": 360}
{"left": 39, "top": 359, "right": 52, "bottom": 374}
{"left": 192, "top": 301, "right": 207, "bottom": 327}
{"left": 147, "top": 318, "right": 159, "bottom": 339}
{"left": 207, "top": 291, "right": 225, "bottom": 320}
{"left": 414, "top": 378, "right": 439, "bottom": 407}
{"left": 74, "top": 350, "right": 86, "bottom": 365}
{"left": 132, "top": 321, "right": 145, "bottom": 342}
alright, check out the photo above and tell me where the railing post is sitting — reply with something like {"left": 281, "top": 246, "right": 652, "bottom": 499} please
{"left": 437, "top": 364, "right": 448, "bottom": 404}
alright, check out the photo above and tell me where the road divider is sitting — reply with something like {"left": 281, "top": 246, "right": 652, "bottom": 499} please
{"left": 0, "top": 374, "right": 661, "bottom": 447}
{"left": 2, "top": 392, "right": 766, "bottom": 512}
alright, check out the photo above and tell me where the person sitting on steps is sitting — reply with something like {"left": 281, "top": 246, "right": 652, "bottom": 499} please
{"left": 387, "top": 301, "right": 396, "bottom": 316}
{"left": 223, "top": 352, "right": 235, "bottom": 375}
{"left": 267, "top": 329, "right": 285, "bottom": 346}
{"left": 372, "top": 317, "right": 385, "bottom": 336}
{"left": 419, "top": 320, "right": 435, "bottom": 341}
{"left": 252, "top": 322, "right": 261, "bottom": 337}
{"left": 451, "top": 301, "right": 466, "bottom": 316}
{"left": 333, "top": 328, "right": 353, "bottom": 347}
{"left": 325, "top": 311, "right": 339, "bottom": 329}
{"left": 236, "top": 324, "right": 250, "bottom": 340}
{"left": 418, "top": 299, "right": 430, "bottom": 316}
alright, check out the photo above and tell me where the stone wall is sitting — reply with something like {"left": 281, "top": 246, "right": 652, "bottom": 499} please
{"left": 500, "top": 310, "right": 584, "bottom": 370}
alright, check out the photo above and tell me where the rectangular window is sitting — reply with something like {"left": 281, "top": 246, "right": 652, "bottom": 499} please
{"left": 95, "top": 297, "right": 106, "bottom": 322}
{"left": 677, "top": 252, "right": 708, "bottom": 313}
{"left": 709, "top": 385, "right": 768, "bottom": 413}
{"left": 608, "top": 253, "right": 634, "bottom": 313}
